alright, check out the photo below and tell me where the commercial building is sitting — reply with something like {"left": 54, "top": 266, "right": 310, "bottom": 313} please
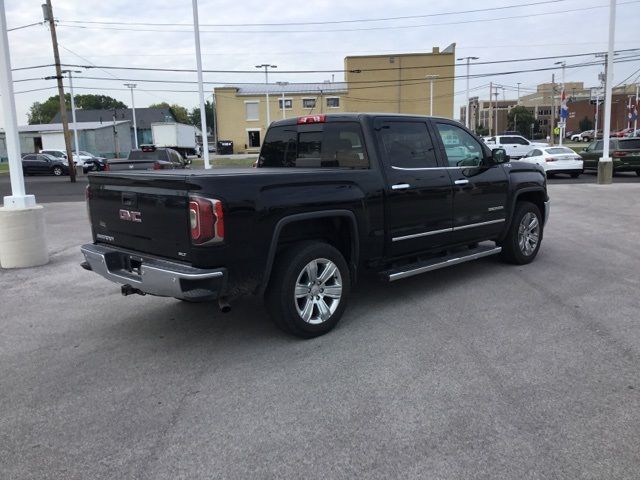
{"left": 0, "top": 121, "right": 131, "bottom": 161}
{"left": 214, "top": 45, "right": 456, "bottom": 153}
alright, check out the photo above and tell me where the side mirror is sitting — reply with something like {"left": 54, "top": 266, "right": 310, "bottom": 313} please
{"left": 491, "top": 148, "right": 509, "bottom": 164}
{"left": 582, "top": 148, "right": 588, "bottom": 152}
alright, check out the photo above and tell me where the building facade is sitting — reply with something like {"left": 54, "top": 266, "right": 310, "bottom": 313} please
{"left": 214, "top": 45, "right": 457, "bottom": 153}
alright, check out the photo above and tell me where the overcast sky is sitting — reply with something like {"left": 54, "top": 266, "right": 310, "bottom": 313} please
{"left": 2, "top": 0, "right": 638, "bottom": 127}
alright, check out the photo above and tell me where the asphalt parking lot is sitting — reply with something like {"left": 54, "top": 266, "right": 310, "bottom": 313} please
{"left": 1, "top": 183, "right": 640, "bottom": 479}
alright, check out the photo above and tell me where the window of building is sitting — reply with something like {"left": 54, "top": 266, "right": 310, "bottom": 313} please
{"left": 245, "top": 101, "right": 259, "bottom": 121}
{"left": 278, "top": 98, "right": 293, "bottom": 109}
{"left": 376, "top": 121, "right": 438, "bottom": 169}
{"left": 326, "top": 97, "right": 340, "bottom": 108}
{"left": 248, "top": 130, "right": 261, "bottom": 148}
{"left": 302, "top": 98, "right": 316, "bottom": 109}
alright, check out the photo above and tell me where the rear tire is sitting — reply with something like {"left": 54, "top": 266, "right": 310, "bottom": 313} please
{"left": 52, "top": 166, "right": 63, "bottom": 176}
{"left": 266, "top": 241, "right": 350, "bottom": 338}
{"left": 499, "top": 201, "right": 543, "bottom": 265}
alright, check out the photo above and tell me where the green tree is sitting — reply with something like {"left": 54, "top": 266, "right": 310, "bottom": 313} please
{"left": 149, "top": 102, "right": 190, "bottom": 124}
{"left": 579, "top": 116, "right": 593, "bottom": 132}
{"left": 507, "top": 106, "right": 537, "bottom": 138}
{"left": 188, "top": 100, "right": 215, "bottom": 133}
{"left": 27, "top": 93, "right": 127, "bottom": 124}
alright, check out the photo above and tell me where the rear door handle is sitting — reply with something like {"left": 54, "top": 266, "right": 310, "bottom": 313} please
{"left": 454, "top": 179, "right": 469, "bottom": 186}
{"left": 391, "top": 183, "right": 410, "bottom": 190}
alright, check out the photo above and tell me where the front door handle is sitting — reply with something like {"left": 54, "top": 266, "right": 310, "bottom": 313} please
{"left": 391, "top": 183, "right": 410, "bottom": 190}
{"left": 454, "top": 179, "right": 469, "bottom": 186}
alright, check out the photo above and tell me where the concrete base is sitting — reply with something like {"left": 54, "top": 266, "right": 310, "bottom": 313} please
{"left": 597, "top": 158, "right": 613, "bottom": 185}
{"left": 0, "top": 205, "right": 48, "bottom": 268}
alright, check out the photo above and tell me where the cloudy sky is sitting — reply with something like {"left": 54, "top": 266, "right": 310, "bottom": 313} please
{"left": 2, "top": 0, "right": 638, "bottom": 126}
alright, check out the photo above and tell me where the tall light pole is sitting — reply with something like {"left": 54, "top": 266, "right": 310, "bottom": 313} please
{"left": 191, "top": 0, "right": 210, "bottom": 168}
{"left": 457, "top": 56, "right": 479, "bottom": 128}
{"left": 124, "top": 83, "right": 138, "bottom": 150}
{"left": 276, "top": 81, "right": 289, "bottom": 119}
{"left": 256, "top": 64, "right": 277, "bottom": 128}
{"left": 598, "top": 0, "right": 616, "bottom": 185}
{"left": 425, "top": 75, "right": 438, "bottom": 116}
{"left": 555, "top": 61, "right": 567, "bottom": 146}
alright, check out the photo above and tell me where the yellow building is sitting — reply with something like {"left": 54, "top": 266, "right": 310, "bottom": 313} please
{"left": 214, "top": 82, "right": 347, "bottom": 154}
{"left": 214, "top": 45, "right": 456, "bottom": 154}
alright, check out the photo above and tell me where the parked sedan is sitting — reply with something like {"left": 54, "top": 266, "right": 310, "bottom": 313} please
{"left": 580, "top": 138, "right": 640, "bottom": 174}
{"left": 21, "top": 154, "right": 69, "bottom": 176}
{"left": 516, "top": 147, "right": 583, "bottom": 178}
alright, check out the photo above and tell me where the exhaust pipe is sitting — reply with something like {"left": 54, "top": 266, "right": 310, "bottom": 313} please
{"left": 121, "top": 284, "right": 146, "bottom": 296}
{"left": 218, "top": 296, "right": 231, "bottom": 313}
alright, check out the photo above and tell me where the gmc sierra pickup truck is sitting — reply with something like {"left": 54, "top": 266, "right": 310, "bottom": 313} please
{"left": 81, "top": 114, "right": 550, "bottom": 338}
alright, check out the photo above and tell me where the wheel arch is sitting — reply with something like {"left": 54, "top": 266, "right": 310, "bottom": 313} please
{"left": 499, "top": 188, "right": 547, "bottom": 242}
{"left": 260, "top": 210, "right": 359, "bottom": 296}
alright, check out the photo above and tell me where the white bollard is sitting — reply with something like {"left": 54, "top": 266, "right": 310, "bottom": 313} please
{"left": 0, "top": 205, "right": 49, "bottom": 268}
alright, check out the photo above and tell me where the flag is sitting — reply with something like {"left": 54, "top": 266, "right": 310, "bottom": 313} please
{"left": 631, "top": 104, "right": 638, "bottom": 121}
{"left": 560, "top": 88, "right": 569, "bottom": 120}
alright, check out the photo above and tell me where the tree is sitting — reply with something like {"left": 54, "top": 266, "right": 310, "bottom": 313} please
{"left": 188, "top": 100, "right": 215, "bottom": 133}
{"left": 507, "top": 106, "right": 537, "bottom": 138}
{"left": 149, "top": 102, "right": 190, "bottom": 124}
{"left": 579, "top": 116, "right": 593, "bottom": 132}
{"left": 27, "top": 93, "right": 127, "bottom": 124}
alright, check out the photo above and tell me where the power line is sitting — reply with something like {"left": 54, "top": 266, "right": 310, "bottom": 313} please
{"left": 56, "top": 2, "right": 640, "bottom": 34}
{"left": 7, "top": 21, "right": 44, "bottom": 32}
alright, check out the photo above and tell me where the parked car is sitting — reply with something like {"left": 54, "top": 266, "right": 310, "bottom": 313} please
{"left": 81, "top": 113, "right": 550, "bottom": 338}
{"left": 516, "top": 146, "right": 583, "bottom": 178}
{"left": 21, "top": 153, "right": 69, "bottom": 176}
{"left": 105, "top": 145, "right": 186, "bottom": 171}
{"left": 579, "top": 138, "right": 640, "bottom": 174}
{"left": 484, "top": 135, "right": 548, "bottom": 159}
{"left": 40, "top": 149, "right": 82, "bottom": 166}
{"left": 612, "top": 128, "right": 634, "bottom": 138}
{"left": 78, "top": 152, "right": 109, "bottom": 173}
{"left": 625, "top": 129, "right": 640, "bottom": 138}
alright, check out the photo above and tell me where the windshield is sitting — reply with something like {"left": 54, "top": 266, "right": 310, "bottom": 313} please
{"left": 545, "top": 147, "right": 574, "bottom": 155}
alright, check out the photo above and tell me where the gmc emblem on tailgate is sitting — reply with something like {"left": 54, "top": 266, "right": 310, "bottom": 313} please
{"left": 119, "top": 209, "right": 142, "bottom": 222}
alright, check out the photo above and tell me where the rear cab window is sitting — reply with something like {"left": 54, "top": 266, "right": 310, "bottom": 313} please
{"left": 258, "top": 121, "right": 369, "bottom": 169}
{"left": 619, "top": 139, "right": 640, "bottom": 150}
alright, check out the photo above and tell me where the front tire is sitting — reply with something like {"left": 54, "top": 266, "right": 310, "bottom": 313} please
{"left": 500, "top": 201, "right": 543, "bottom": 265}
{"left": 52, "top": 166, "right": 63, "bottom": 176}
{"left": 266, "top": 241, "right": 350, "bottom": 338}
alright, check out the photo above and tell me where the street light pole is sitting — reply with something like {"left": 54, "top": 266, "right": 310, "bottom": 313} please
{"left": 555, "top": 61, "right": 566, "bottom": 146}
{"left": 276, "top": 81, "right": 289, "bottom": 119}
{"left": 598, "top": 0, "right": 616, "bottom": 185}
{"left": 457, "top": 56, "right": 479, "bottom": 129}
{"left": 256, "top": 64, "right": 277, "bottom": 128}
{"left": 425, "top": 75, "right": 438, "bottom": 116}
{"left": 191, "top": 0, "right": 210, "bottom": 168}
{"left": 65, "top": 70, "right": 81, "bottom": 157}
{"left": 124, "top": 83, "right": 138, "bottom": 149}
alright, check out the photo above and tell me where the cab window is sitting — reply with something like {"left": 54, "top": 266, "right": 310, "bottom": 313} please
{"left": 376, "top": 121, "right": 438, "bottom": 169}
{"left": 436, "top": 123, "right": 484, "bottom": 167}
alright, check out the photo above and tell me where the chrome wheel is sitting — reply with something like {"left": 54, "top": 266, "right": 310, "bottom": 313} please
{"left": 518, "top": 212, "right": 540, "bottom": 256}
{"left": 294, "top": 258, "right": 343, "bottom": 325}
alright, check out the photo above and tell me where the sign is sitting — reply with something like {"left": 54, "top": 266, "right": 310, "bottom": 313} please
{"left": 560, "top": 89, "right": 569, "bottom": 120}
{"left": 557, "top": 121, "right": 566, "bottom": 128}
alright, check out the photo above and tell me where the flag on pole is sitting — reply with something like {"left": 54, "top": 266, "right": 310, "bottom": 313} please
{"left": 560, "top": 88, "right": 569, "bottom": 120}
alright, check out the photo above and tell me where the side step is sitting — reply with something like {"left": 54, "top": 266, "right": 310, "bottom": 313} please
{"left": 383, "top": 244, "right": 502, "bottom": 282}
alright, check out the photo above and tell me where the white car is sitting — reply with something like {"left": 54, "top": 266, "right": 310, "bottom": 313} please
{"left": 515, "top": 146, "right": 583, "bottom": 178}
{"left": 484, "top": 135, "right": 548, "bottom": 159}
{"left": 40, "top": 149, "right": 87, "bottom": 167}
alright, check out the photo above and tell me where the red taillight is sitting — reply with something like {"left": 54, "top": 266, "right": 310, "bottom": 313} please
{"left": 545, "top": 157, "right": 557, "bottom": 162}
{"left": 103, "top": 163, "right": 110, "bottom": 171}
{"left": 153, "top": 162, "right": 161, "bottom": 170}
{"left": 189, "top": 197, "right": 224, "bottom": 245}
{"left": 297, "top": 114, "right": 326, "bottom": 124}
{"left": 613, "top": 151, "right": 627, "bottom": 158}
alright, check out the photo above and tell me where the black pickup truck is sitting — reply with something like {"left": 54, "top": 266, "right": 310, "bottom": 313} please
{"left": 81, "top": 114, "right": 549, "bottom": 338}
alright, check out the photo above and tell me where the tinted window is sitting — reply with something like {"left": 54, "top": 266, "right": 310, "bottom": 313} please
{"left": 43, "top": 150, "right": 65, "bottom": 158}
{"left": 531, "top": 149, "right": 542, "bottom": 157}
{"left": 23, "top": 155, "right": 36, "bottom": 160}
{"left": 259, "top": 122, "right": 368, "bottom": 169}
{"left": 128, "top": 150, "right": 169, "bottom": 161}
{"left": 620, "top": 139, "right": 640, "bottom": 149}
{"left": 377, "top": 121, "right": 438, "bottom": 168}
{"left": 436, "top": 123, "right": 484, "bottom": 167}
{"left": 594, "top": 141, "right": 604, "bottom": 151}
{"left": 546, "top": 147, "right": 574, "bottom": 155}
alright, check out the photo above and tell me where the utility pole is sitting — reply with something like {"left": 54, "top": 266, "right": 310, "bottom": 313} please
{"left": 256, "top": 64, "right": 277, "bottom": 129}
{"left": 112, "top": 108, "right": 120, "bottom": 158}
{"left": 598, "top": 0, "right": 616, "bottom": 185}
{"left": 494, "top": 90, "right": 499, "bottom": 135}
{"left": 594, "top": 86, "right": 601, "bottom": 139}
{"left": 64, "top": 70, "right": 81, "bottom": 157}
{"left": 192, "top": 0, "right": 210, "bottom": 167}
{"left": 426, "top": 75, "right": 438, "bottom": 116}
{"left": 555, "top": 61, "right": 566, "bottom": 146}
{"left": 489, "top": 82, "right": 493, "bottom": 136}
{"left": 550, "top": 74, "right": 556, "bottom": 145}
{"left": 517, "top": 83, "right": 521, "bottom": 104}
{"left": 635, "top": 83, "right": 639, "bottom": 132}
{"left": 43, "top": 0, "right": 75, "bottom": 182}
{"left": 124, "top": 83, "right": 138, "bottom": 149}
{"left": 457, "top": 56, "right": 479, "bottom": 128}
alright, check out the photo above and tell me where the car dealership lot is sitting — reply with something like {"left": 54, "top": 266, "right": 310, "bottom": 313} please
{"left": 1, "top": 184, "right": 640, "bottom": 479}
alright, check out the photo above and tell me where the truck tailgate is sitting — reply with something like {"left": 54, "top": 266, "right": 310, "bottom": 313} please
{"left": 88, "top": 173, "right": 193, "bottom": 261}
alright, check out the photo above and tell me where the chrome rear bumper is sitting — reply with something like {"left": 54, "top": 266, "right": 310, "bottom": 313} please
{"left": 81, "top": 243, "right": 226, "bottom": 300}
